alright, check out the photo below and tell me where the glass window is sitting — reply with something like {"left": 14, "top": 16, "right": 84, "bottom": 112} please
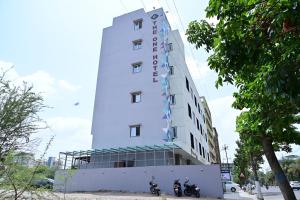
{"left": 167, "top": 43, "right": 173, "bottom": 52}
{"left": 200, "top": 125, "right": 203, "bottom": 135}
{"left": 132, "top": 62, "right": 142, "bottom": 73}
{"left": 198, "top": 104, "right": 200, "bottom": 114}
{"left": 203, "top": 147, "right": 205, "bottom": 158}
{"left": 196, "top": 118, "right": 200, "bottom": 130}
{"left": 195, "top": 138, "right": 198, "bottom": 152}
{"left": 169, "top": 66, "right": 174, "bottom": 75}
{"left": 133, "top": 39, "right": 142, "bottom": 50}
{"left": 185, "top": 77, "right": 189, "bottom": 91}
{"left": 131, "top": 92, "right": 141, "bottom": 103}
{"left": 190, "top": 88, "right": 193, "bottom": 99}
{"left": 171, "top": 126, "right": 177, "bottom": 138}
{"left": 190, "top": 133, "right": 194, "bottom": 149}
{"left": 133, "top": 19, "right": 143, "bottom": 30}
{"left": 170, "top": 94, "right": 175, "bottom": 105}
{"left": 194, "top": 96, "right": 197, "bottom": 107}
{"left": 188, "top": 104, "right": 192, "bottom": 119}
{"left": 130, "top": 125, "right": 140, "bottom": 137}
{"left": 199, "top": 143, "right": 202, "bottom": 156}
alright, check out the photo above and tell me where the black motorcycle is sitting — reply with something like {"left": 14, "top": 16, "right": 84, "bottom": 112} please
{"left": 149, "top": 181, "right": 160, "bottom": 196}
{"left": 173, "top": 179, "right": 182, "bottom": 197}
{"left": 183, "top": 179, "right": 200, "bottom": 198}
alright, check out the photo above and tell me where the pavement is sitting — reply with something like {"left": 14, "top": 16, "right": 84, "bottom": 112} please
{"left": 224, "top": 186, "right": 300, "bottom": 200}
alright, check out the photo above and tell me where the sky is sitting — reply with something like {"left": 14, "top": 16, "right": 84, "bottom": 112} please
{"left": 0, "top": 0, "right": 299, "bottom": 170}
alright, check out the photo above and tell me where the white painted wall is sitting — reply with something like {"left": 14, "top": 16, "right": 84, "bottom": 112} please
{"left": 54, "top": 165, "right": 223, "bottom": 199}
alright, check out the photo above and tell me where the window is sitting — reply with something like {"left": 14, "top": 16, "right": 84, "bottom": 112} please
{"left": 202, "top": 147, "right": 205, "bottom": 158}
{"left": 190, "top": 133, "right": 194, "bottom": 149}
{"left": 199, "top": 143, "right": 202, "bottom": 156}
{"left": 205, "top": 133, "right": 208, "bottom": 142}
{"left": 171, "top": 126, "right": 177, "bottom": 138}
{"left": 133, "top": 39, "right": 142, "bottom": 50}
{"left": 207, "top": 153, "right": 210, "bottom": 162}
{"left": 185, "top": 77, "right": 189, "bottom": 91}
{"left": 169, "top": 66, "right": 174, "bottom": 75}
{"left": 131, "top": 92, "right": 141, "bottom": 103}
{"left": 194, "top": 96, "right": 197, "bottom": 107}
{"left": 200, "top": 125, "right": 203, "bottom": 135}
{"left": 196, "top": 118, "right": 200, "bottom": 130}
{"left": 198, "top": 104, "right": 200, "bottom": 114}
{"left": 133, "top": 19, "right": 143, "bottom": 30}
{"left": 188, "top": 104, "right": 192, "bottom": 119}
{"left": 170, "top": 94, "right": 176, "bottom": 105}
{"left": 190, "top": 88, "right": 193, "bottom": 99}
{"left": 132, "top": 62, "right": 142, "bottom": 73}
{"left": 195, "top": 138, "right": 198, "bottom": 152}
{"left": 130, "top": 125, "right": 140, "bottom": 137}
{"left": 167, "top": 43, "right": 173, "bottom": 51}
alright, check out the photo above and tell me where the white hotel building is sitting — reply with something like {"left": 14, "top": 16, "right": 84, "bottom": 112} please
{"left": 91, "top": 7, "right": 212, "bottom": 165}
{"left": 59, "top": 8, "right": 217, "bottom": 169}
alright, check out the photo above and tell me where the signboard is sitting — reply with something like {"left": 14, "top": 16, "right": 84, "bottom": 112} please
{"left": 221, "top": 170, "right": 231, "bottom": 181}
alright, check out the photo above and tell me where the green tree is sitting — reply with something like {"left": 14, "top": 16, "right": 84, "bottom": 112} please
{"left": 186, "top": 1, "right": 300, "bottom": 199}
{"left": 0, "top": 69, "right": 45, "bottom": 161}
{"left": 233, "top": 140, "right": 250, "bottom": 185}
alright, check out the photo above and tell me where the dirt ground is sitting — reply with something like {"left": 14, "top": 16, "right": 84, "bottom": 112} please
{"left": 54, "top": 191, "right": 220, "bottom": 200}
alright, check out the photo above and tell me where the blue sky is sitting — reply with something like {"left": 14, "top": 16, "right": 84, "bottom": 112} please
{"left": 0, "top": 0, "right": 299, "bottom": 168}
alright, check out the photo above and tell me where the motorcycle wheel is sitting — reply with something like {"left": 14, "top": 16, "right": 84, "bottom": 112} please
{"left": 195, "top": 191, "right": 200, "bottom": 198}
{"left": 184, "top": 189, "right": 191, "bottom": 196}
{"left": 156, "top": 190, "right": 160, "bottom": 196}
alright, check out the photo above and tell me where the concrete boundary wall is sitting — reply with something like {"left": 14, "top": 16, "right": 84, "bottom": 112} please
{"left": 54, "top": 164, "right": 223, "bottom": 199}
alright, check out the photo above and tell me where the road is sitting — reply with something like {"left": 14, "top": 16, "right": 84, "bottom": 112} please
{"left": 224, "top": 186, "right": 300, "bottom": 200}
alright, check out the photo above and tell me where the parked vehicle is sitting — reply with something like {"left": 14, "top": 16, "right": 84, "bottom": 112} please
{"left": 149, "top": 181, "right": 160, "bottom": 196}
{"left": 173, "top": 179, "right": 182, "bottom": 197}
{"left": 290, "top": 181, "right": 300, "bottom": 190}
{"left": 183, "top": 178, "right": 200, "bottom": 198}
{"left": 224, "top": 181, "right": 239, "bottom": 192}
{"left": 31, "top": 178, "right": 54, "bottom": 189}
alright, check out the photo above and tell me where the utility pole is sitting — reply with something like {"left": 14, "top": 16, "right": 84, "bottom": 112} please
{"left": 222, "top": 144, "right": 229, "bottom": 169}
{"left": 222, "top": 144, "right": 230, "bottom": 180}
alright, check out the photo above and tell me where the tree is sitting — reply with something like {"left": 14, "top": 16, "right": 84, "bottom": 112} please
{"left": 186, "top": 1, "right": 300, "bottom": 199}
{"left": 233, "top": 140, "right": 250, "bottom": 185}
{"left": 0, "top": 69, "right": 45, "bottom": 161}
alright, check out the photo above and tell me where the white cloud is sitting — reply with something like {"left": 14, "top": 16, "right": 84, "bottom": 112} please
{"left": 0, "top": 60, "right": 81, "bottom": 96}
{"left": 33, "top": 117, "right": 92, "bottom": 158}
{"left": 186, "top": 56, "right": 210, "bottom": 80}
{"left": 21, "top": 70, "right": 56, "bottom": 95}
{"left": 58, "top": 80, "right": 82, "bottom": 92}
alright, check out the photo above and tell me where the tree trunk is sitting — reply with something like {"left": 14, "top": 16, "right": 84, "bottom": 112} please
{"left": 262, "top": 136, "right": 296, "bottom": 200}
{"left": 250, "top": 153, "right": 263, "bottom": 200}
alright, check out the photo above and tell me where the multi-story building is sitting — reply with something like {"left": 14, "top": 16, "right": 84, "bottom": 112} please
{"left": 88, "top": 8, "right": 212, "bottom": 167}
{"left": 213, "top": 127, "right": 221, "bottom": 164}
{"left": 200, "top": 96, "right": 219, "bottom": 164}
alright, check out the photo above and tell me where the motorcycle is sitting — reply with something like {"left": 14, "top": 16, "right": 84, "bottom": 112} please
{"left": 149, "top": 181, "right": 160, "bottom": 196}
{"left": 173, "top": 179, "right": 182, "bottom": 197}
{"left": 183, "top": 179, "right": 200, "bottom": 198}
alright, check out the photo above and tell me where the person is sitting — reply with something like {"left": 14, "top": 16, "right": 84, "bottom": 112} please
{"left": 265, "top": 183, "right": 269, "bottom": 190}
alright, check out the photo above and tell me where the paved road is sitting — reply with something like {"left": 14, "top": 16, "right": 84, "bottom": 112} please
{"left": 224, "top": 186, "right": 300, "bottom": 200}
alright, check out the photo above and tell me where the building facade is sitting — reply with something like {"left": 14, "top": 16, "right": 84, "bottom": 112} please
{"left": 89, "top": 8, "right": 212, "bottom": 167}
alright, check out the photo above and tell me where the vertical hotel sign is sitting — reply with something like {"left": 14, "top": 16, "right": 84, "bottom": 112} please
{"left": 151, "top": 14, "right": 159, "bottom": 83}
{"left": 151, "top": 12, "right": 172, "bottom": 142}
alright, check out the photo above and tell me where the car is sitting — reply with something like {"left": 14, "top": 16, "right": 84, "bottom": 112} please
{"left": 32, "top": 178, "right": 54, "bottom": 189}
{"left": 224, "top": 181, "right": 240, "bottom": 192}
{"left": 290, "top": 181, "right": 300, "bottom": 190}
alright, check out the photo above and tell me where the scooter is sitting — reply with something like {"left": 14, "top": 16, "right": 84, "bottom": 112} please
{"left": 183, "top": 179, "right": 200, "bottom": 198}
{"left": 173, "top": 179, "right": 182, "bottom": 197}
{"left": 149, "top": 181, "right": 160, "bottom": 196}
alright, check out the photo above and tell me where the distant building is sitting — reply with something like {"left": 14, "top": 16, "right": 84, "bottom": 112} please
{"left": 200, "top": 97, "right": 221, "bottom": 164}
{"left": 213, "top": 127, "right": 221, "bottom": 164}
{"left": 47, "top": 157, "right": 56, "bottom": 168}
